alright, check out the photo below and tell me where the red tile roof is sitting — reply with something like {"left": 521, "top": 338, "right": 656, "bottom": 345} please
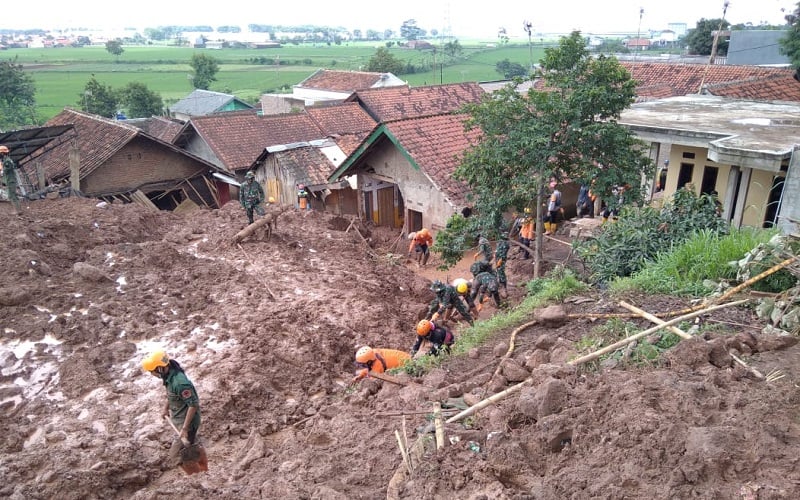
{"left": 135, "top": 116, "right": 183, "bottom": 142}
{"left": 306, "top": 102, "right": 377, "bottom": 136}
{"left": 273, "top": 146, "right": 335, "bottom": 187}
{"left": 348, "top": 83, "right": 485, "bottom": 122}
{"left": 44, "top": 109, "right": 139, "bottom": 180}
{"left": 296, "top": 69, "right": 393, "bottom": 92}
{"left": 703, "top": 73, "right": 800, "bottom": 102}
{"left": 621, "top": 62, "right": 796, "bottom": 100}
{"left": 383, "top": 114, "right": 482, "bottom": 207}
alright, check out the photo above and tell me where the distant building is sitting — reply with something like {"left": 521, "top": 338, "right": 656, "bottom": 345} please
{"left": 668, "top": 23, "right": 688, "bottom": 37}
{"left": 727, "top": 30, "right": 791, "bottom": 66}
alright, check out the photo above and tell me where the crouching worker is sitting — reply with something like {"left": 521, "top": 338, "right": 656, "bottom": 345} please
{"left": 411, "top": 319, "right": 454, "bottom": 357}
{"left": 353, "top": 346, "right": 411, "bottom": 382}
{"left": 142, "top": 350, "right": 205, "bottom": 471}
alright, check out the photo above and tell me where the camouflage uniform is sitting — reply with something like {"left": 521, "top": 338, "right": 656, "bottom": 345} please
{"left": 494, "top": 239, "right": 510, "bottom": 293}
{"left": 470, "top": 260, "right": 493, "bottom": 278}
{"left": 472, "top": 271, "right": 502, "bottom": 308}
{"left": 427, "top": 281, "right": 473, "bottom": 324}
{"left": 1, "top": 153, "right": 20, "bottom": 213}
{"left": 239, "top": 177, "right": 265, "bottom": 224}
{"left": 477, "top": 235, "right": 492, "bottom": 262}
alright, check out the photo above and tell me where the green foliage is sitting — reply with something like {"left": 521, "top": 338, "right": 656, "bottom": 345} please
{"left": 685, "top": 18, "right": 730, "bottom": 56}
{"left": 79, "top": 76, "right": 118, "bottom": 118}
{"left": 189, "top": 53, "right": 221, "bottom": 90}
{"left": 443, "top": 39, "right": 463, "bottom": 58}
{"left": 365, "top": 47, "right": 404, "bottom": 74}
{"left": 0, "top": 57, "right": 37, "bottom": 128}
{"left": 780, "top": 2, "right": 800, "bottom": 69}
{"left": 577, "top": 318, "right": 681, "bottom": 367}
{"left": 400, "top": 19, "right": 426, "bottom": 41}
{"left": 495, "top": 58, "right": 528, "bottom": 78}
{"left": 105, "top": 40, "right": 125, "bottom": 58}
{"left": 118, "top": 82, "right": 164, "bottom": 118}
{"left": 611, "top": 226, "right": 777, "bottom": 296}
{"left": 431, "top": 213, "right": 478, "bottom": 269}
{"left": 577, "top": 189, "right": 728, "bottom": 284}
{"left": 523, "top": 266, "right": 587, "bottom": 300}
{"left": 449, "top": 32, "right": 651, "bottom": 270}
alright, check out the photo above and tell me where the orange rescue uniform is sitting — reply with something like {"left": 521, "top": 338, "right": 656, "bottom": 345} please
{"left": 354, "top": 349, "right": 411, "bottom": 381}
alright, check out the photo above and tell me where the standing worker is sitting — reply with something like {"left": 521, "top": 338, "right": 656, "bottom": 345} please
{"left": 473, "top": 232, "right": 493, "bottom": 263}
{"left": 353, "top": 346, "right": 411, "bottom": 382}
{"left": 408, "top": 228, "right": 433, "bottom": 267}
{"left": 518, "top": 208, "right": 534, "bottom": 259}
{"left": 494, "top": 233, "right": 510, "bottom": 298}
{"left": 0, "top": 145, "right": 21, "bottom": 214}
{"left": 239, "top": 171, "right": 265, "bottom": 224}
{"left": 411, "top": 320, "right": 455, "bottom": 357}
{"left": 297, "top": 184, "right": 310, "bottom": 210}
{"left": 544, "top": 181, "right": 562, "bottom": 235}
{"left": 142, "top": 350, "right": 204, "bottom": 470}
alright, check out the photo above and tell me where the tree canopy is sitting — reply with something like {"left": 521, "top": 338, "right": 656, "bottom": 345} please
{"left": 495, "top": 59, "right": 528, "bottom": 79}
{"left": 79, "top": 76, "right": 117, "bottom": 118}
{"left": 105, "top": 39, "right": 124, "bottom": 59}
{"left": 400, "top": 19, "right": 426, "bottom": 41}
{"left": 685, "top": 18, "right": 730, "bottom": 56}
{"left": 119, "top": 82, "right": 164, "bottom": 118}
{"left": 189, "top": 53, "right": 220, "bottom": 90}
{"left": 436, "top": 31, "right": 653, "bottom": 272}
{"left": 0, "top": 58, "right": 37, "bottom": 130}
{"left": 780, "top": 2, "right": 800, "bottom": 69}
{"left": 365, "top": 47, "right": 404, "bottom": 74}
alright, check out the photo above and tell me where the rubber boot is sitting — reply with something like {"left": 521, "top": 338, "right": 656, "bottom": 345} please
{"left": 550, "top": 223, "right": 558, "bottom": 235}
{"left": 544, "top": 222, "right": 552, "bottom": 235}
{"left": 601, "top": 217, "right": 608, "bottom": 224}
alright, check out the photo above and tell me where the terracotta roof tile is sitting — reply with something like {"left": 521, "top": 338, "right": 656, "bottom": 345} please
{"left": 306, "top": 103, "right": 377, "bottom": 136}
{"left": 621, "top": 62, "right": 795, "bottom": 98}
{"left": 297, "top": 69, "right": 393, "bottom": 92}
{"left": 44, "top": 108, "right": 138, "bottom": 180}
{"left": 274, "top": 147, "right": 334, "bottom": 187}
{"left": 187, "top": 110, "right": 325, "bottom": 171}
{"left": 350, "top": 83, "right": 485, "bottom": 122}
{"left": 333, "top": 133, "right": 369, "bottom": 156}
{"left": 703, "top": 73, "right": 800, "bottom": 102}
{"left": 132, "top": 116, "right": 183, "bottom": 142}
{"left": 384, "top": 114, "right": 482, "bottom": 207}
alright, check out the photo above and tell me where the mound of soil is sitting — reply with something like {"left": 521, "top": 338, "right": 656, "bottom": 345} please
{"left": 1, "top": 198, "right": 798, "bottom": 499}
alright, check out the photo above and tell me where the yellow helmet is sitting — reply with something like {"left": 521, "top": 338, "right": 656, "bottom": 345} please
{"left": 355, "top": 346, "right": 375, "bottom": 363}
{"left": 268, "top": 196, "right": 276, "bottom": 203}
{"left": 142, "top": 350, "right": 169, "bottom": 371}
{"left": 524, "top": 207, "right": 532, "bottom": 214}
{"left": 453, "top": 278, "right": 469, "bottom": 295}
{"left": 416, "top": 320, "right": 433, "bottom": 336}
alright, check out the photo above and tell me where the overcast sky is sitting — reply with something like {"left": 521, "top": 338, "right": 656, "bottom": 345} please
{"left": 1, "top": 0, "right": 794, "bottom": 37}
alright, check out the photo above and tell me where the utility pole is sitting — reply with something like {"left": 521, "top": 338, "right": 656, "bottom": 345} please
{"left": 523, "top": 21, "right": 533, "bottom": 70}
{"left": 709, "top": 0, "right": 730, "bottom": 65}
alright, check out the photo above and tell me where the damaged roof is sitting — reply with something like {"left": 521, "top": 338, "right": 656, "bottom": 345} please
{"left": 0, "top": 125, "right": 76, "bottom": 166}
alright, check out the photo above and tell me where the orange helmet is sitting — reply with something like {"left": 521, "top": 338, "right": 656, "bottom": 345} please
{"left": 141, "top": 349, "right": 169, "bottom": 371}
{"left": 416, "top": 320, "right": 433, "bottom": 336}
{"left": 355, "top": 346, "right": 375, "bottom": 363}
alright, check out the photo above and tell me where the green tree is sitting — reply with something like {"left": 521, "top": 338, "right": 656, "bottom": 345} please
{"left": 105, "top": 39, "right": 124, "bottom": 60}
{"left": 495, "top": 59, "right": 528, "bottom": 78}
{"left": 118, "top": 82, "right": 164, "bottom": 118}
{"left": 400, "top": 19, "right": 426, "bottom": 41}
{"left": 79, "top": 76, "right": 118, "bottom": 118}
{"left": 189, "top": 53, "right": 220, "bottom": 90}
{"left": 685, "top": 18, "right": 730, "bottom": 56}
{"left": 780, "top": 2, "right": 800, "bottom": 69}
{"left": 365, "top": 47, "right": 404, "bottom": 74}
{"left": 443, "top": 39, "right": 463, "bottom": 58}
{"left": 445, "top": 31, "right": 653, "bottom": 275}
{"left": 0, "top": 57, "right": 37, "bottom": 129}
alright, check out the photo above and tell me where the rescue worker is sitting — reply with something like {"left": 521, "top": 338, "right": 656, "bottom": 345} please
{"left": 408, "top": 228, "right": 433, "bottom": 267}
{"left": 576, "top": 184, "right": 593, "bottom": 218}
{"left": 494, "top": 233, "right": 510, "bottom": 298}
{"left": 353, "top": 346, "right": 411, "bottom": 381}
{"left": 472, "top": 270, "right": 503, "bottom": 311}
{"left": 452, "top": 277, "right": 479, "bottom": 319}
{"left": 473, "top": 233, "right": 493, "bottom": 263}
{"left": 426, "top": 279, "right": 474, "bottom": 325}
{"left": 239, "top": 171, "right": 265, "bottom": 224}
{"left": 142, "top": 350, "right": 203, "bottom": 469}
{"left": 518, "top": 208, "right": 534, "bottom": 259}
{"left": 469, "top": 259, "right": 493, "bottom": 277}
{"left": 601, "top": 185, "right": 626, "bottom": 223}
{"left": 544, "top": 181, "right": 562, "bottom": 235}
{"left": 297, "top": 184, "right": 310, "bottom": 210}
{"left": 411, "top": 320, "right": 455, "bottom": 357}
{"left": 0, "top": 145, "right": 21, "bottom": 214}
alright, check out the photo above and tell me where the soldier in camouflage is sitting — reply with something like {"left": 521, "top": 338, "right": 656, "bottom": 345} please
{"left": 472, "top": 271, "right": 503, "bottom": 310}
{"left": 239, "top": 171, "right": 265, "bottom": 224}
{"left": 426, "top": 279, "right": 474, "bottom": 325}
{"left": 474, "top": 233, "right": 493, "bottom": 263}
{"left": 494, "top": 234, "right": 510, "bottom": 298}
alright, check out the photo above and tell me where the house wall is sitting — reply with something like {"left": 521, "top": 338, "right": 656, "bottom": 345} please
{"left": 183, "top": 135, "right": 224, "bottom": 170}
{"left": 778, "top": 147, "right": 800, "bottom": 235}
{"left": 365, "top": 140, "right": 456, "bottom": 230}
{"left": 80, "top": 137, "right": 206, "bottom": 196}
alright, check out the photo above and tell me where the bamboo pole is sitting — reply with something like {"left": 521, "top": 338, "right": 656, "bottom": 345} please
{"left": 394, "top": 430, "right": 413, "bottom": 476}
{"left": 445, "top": 379, "right": 530, "bottom": 425}
{"left": 568, "top": 299, "right": 748, "bottom": 366}
{"left": 619, "top": 301, "right": 691, "bottom": 339}
{"left": 433, "top": 402, "right": 445, "bottom": 450}
{"left": 367, "top": 372, "right": 407, "bottom": 386}
{"left": 729, "top": 351, "right": 765, "bottom": 380}
{"left": 714, "top": 256, "right": 798, "bottom": 304}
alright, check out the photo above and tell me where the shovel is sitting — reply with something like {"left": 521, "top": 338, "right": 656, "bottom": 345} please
{"left": 164, "top": 416, "right": 208, "bottom": 475}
